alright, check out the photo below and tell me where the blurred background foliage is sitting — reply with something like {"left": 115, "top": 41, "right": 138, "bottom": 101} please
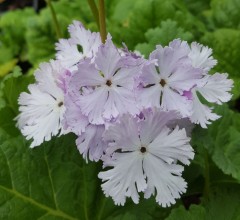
{"left": 0, "top": 0, "right": 240, "bottom": 219}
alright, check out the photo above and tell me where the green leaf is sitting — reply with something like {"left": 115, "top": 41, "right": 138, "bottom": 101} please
{"left": 118, "top": 0, "right": 204, "bottom": 49}
{"left": 135, "top": 19, "right": 193, "bottom": 57}
{"left": 182, "top": 0, "right": 210, "bottom": 17}
{"left": 210, "top": 0, "right": 240, "bottom": 29}
{"left": 0, "top": 132, "right": 99, "bottom": 219}
{"left": 192, "top": 105, "right": 240, "bottom": 182}
{"left": 201, "top": 29, "right": 240, "bottom": 78}
{"left": 0, "top": 66, "right": 33, "bottom": 113}
{"left": 0, "top": 106, "right": 19, "bottom": 136}
{"left": 0, "top": 130, "right": 174, "bottom": 220}
{"left": 166, "top": 205, "right": 206, "bottom": 220}
{"left": 167, "top": 188, "right": 240, "bottom": 220}
{"left": 0, "top": 8, "right": 35, "bottom": 63}
{"left": 25, "top": 0, "right": 96, "bottom": 66}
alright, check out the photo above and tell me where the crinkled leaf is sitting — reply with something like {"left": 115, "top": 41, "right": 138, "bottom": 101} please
{"left": 166, "top": 205, "right": 206, "bottom": 220}
{"left": 0, "top": 8, "right": 35, "bottom": 63}
{"left": 210, "top": 0, "right": 240, "bottom": 29}
{"left": 0, "top": 129, "right": 174, "bottom": 220}
{"left": 135, "top": 19, "right": 193, "bottom": 57}
{"left": 120, "top": 0, "right": 204, "bottom": 49}
{"left": 192, "top": 105, "right": 240, "bottom": 181}
{"left": 167, "top": 187, "right": 240, "bottom": 220}
{"left": 0, "top": 66, "right": 33, "bottom": 112}
{"left": 202, "top": 29, "right": 240, "bottom": 78}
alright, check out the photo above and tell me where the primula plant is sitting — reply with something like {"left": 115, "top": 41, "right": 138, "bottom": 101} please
{"left": 0, "top": 0, "right": 240, "bottom": 219}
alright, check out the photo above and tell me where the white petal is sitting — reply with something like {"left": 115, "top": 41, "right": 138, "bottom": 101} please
{"left": 197, "top": 73, "right": 233, "bottom": 105}
{"left": 138, "top": 85, "right": 162, "bottom": 109}
{"left": 189, "top": 42, "right": 217, "bottom": 72}
{"left": 17, "top": 83, "right": 65, "bottom": 148}
{"left": 68, "top": 20, "right": 101, "bottom": 58}
{"left": 161, "top": 86, "right": 192, "bottom": 117}
{"left": 190, "top": 90, "right": 220, "bottom": 128}
{"left": 55, "top": 39, "right": 83, "bottom": 68}
{"left": 143, "top": 154, "right": 187, "bottom": 207}
{"left": 148, "top": 126, "right": 194, "bottom": 165}
{"left": 98, "top": 151, "right": 147, "bottom": 206}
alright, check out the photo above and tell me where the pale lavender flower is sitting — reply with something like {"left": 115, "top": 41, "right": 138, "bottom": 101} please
{"left": 138, "top": 39, "right": 202, "bottom": 117}
{"left": 99, "top": 109, "right": 194, "bottom": 207}
{"left": 69, "top": 39, "right": 141, "bottom": 125}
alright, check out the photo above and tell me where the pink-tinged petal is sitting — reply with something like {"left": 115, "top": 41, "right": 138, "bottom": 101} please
{"left": 72, "top": 59, "right": 105, "bottom": 87}
{"left": 161, "top": 86, "right": 192, "bottom": 117}
{"left": 76, "top": 125, "right": 106, "bottom": 162}
{"left": 168, "top": 65, "right": 202, "bottom": 93}
{"left": 95, "top": 39, "right": 122, "bottom": 78}
{"left": 197, "top": 73, "right": 233, "bottom": 104}
{"left": 190, "top": 90, "right": 220, "bottom": 128}
{"left": 63, "top": 93, "right": 88, "bottom": 135}
{"left": 79, "top": 87, "right": 108, "bottom": 124}
{"left": 183, "top": 90, "right": 193, "bottom": 100}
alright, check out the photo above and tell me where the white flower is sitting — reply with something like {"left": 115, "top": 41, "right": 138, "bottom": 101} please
{"left": 16, "top": 61, "right": 66, "bottom": 148}
{"left": 99, "top": 109, "right": 194, "bottom": 207}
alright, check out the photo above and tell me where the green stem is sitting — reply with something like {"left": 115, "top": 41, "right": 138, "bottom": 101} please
{"left": 45, "top": 0, "right": 62, "bottom": 39}
{"left": 98, "top": 0, "right": 107, "bottom": 43}
{"left": 203, "top": 150, "right": 210, "bottom": 200}
{"left": 87, "top": 0, "right": 100, "bottom": 29}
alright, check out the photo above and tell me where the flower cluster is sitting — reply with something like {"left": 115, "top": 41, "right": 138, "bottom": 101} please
{"left": 17, "top": 21, "right": 233, "bottom": 207}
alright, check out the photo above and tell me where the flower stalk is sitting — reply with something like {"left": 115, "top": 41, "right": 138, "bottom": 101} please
{"left": 45, "top": 0, "right": 62, "bottom": 39}
{"left": 98, "top": 0, "right": 107, "bottom": 43}
{"left": 87, "top": 0, "right": 100, "bottom": 29}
